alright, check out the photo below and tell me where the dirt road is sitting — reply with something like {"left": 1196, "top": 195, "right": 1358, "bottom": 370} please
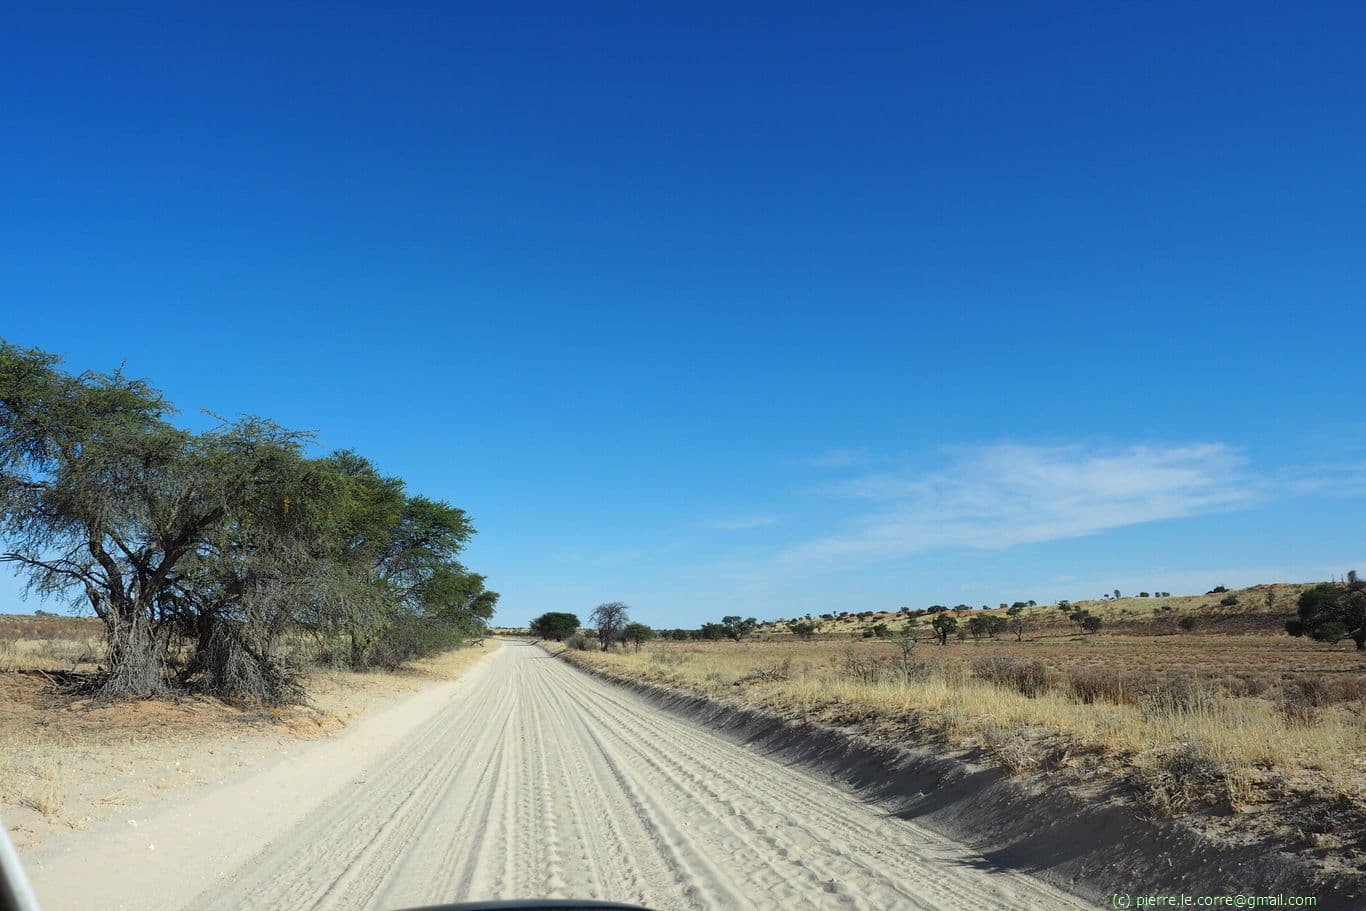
{"left": 190, "top": 641, "right": 1085, "bottom": 911}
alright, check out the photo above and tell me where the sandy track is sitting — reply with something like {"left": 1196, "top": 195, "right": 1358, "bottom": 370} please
{"left": 190, "top": 641, "right": 1086, "bottom": 911}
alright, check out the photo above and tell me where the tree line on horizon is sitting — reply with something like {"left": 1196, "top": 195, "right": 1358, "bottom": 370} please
{"left": 530, "top": 576, "right": 1366, "bottom": 653}
{"left": 0, "top": 339, "right": 497, "bottom": 702}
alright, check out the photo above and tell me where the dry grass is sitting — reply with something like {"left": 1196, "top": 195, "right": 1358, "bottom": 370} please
{"left": 565, "top": 614, "right": 1366, "bottom": 881}
{"left": 566, "top": 625, "right": 1366, "bottom": 881}
{"left": 0, "top": 614, "right": 105, "bottom": 673}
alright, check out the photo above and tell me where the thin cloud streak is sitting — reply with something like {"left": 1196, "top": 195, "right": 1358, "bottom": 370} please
{"left": 774, "top": 442, "right": 1260, "bottom": 567}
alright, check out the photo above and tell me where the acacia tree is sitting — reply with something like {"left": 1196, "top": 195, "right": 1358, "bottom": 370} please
{"left": 720, "top": 615, "right": 757, "bottom": 641}
{"left": 931, "top": 612, "right": 957, "bottom": 645}
{"left": 0, "top": 341, "right": 493, "bottom": 700}
{"left": 622, "top": 622, "right": 654, "bottom": 651}
{"left": 531, "top": 611, "right": 580, "bottom": 641}
{"left": 0, "top": 342, "right": 322, "bottom": 697}
{"left": 1286, "top": 580, "right": 1366, "bottom": 649}
{"left": 590, "top": 601, "right": 630, "bottom": 650}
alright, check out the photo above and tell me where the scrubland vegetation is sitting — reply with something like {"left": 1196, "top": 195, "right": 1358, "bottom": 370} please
{"left": 563, "top": 580, "right": 1366, "bottom": 881}
{"left": 0, "top": 339, "right": 495, "bottom": 704}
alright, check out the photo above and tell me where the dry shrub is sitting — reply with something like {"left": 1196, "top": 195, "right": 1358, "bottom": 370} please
{"left": 1066, "top": 667, "right": 1138, "bottom": 705}
{"left": 1333, "top": 676, "right": 1366, "bottom": 703}
{"left": 1141, "top": 674, "right": 1214, "bottom": 718}
{"left": 198, "top": 624, "right": 303, "bottom": 706}
{"left": 1139, "top": 740, "right": 1229, "bottom": 815}
{"left": 980, "top": 722, "right": 1036, "bottom": 775}
{"left": 841, "top": 647, "right": 886, "bottom": 685}
{"left": 735, "top": 657, "right": 793, "bottom": 685}
{"left": 972, "top": 655, "right": 1051, "bottom": 697}
{"left": 1221, "top": 674, "right": 1272, "bottom": 698}
{"left": 1280, "top": 677, "right": 1331, "bottom": 726}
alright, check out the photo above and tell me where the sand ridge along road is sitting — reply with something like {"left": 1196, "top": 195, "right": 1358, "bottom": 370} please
{"left": 190, "top": 640, "right": 1087, "bottom": 911}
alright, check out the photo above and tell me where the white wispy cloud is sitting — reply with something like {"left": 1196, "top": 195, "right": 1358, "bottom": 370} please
{"left": 774, "top": 442, "right": 1260, "bottom": 566}
{"left": 1280, "top": 461, "right": 1366, "bottom": 496}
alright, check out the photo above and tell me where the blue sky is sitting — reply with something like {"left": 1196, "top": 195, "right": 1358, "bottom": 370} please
{"left": 2, "top": 2, "right": 1363, "bottom": 627}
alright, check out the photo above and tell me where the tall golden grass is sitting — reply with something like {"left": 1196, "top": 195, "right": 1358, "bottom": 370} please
{"left": 568, "top": 638, "right": 1366, "bottom": 806}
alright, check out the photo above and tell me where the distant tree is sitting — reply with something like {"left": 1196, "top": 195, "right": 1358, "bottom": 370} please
{"left": 1178, "top": 615, "right": 1199, "bottom": 632}
{"left": 1080, "top": 615, "right": 1103, "bottom": 634}
{"left": 927, "top": 605, "right": 948, "bottom": 614}
{"left": 1139, "top": 592, "right": 1150, "bottom": 598}
{"left": 590, "top": 602, "right": 630, "bottom": 651}
{"left": 953, "top": 603, "right": 972, "bottom": 612}
{"left": 1219, "top": 594, "right": 1240, "bottom": 606}
{"left": 1010, "top": 601, "right": 1028, "bottom": 610}
{"left": 622, "top": 622, "right": 655, "bottom": 651}
{"left": 1285, "top": 581, "right": 1365, "bottom": 650}
{"left": 1069, "top": 609, "right": 1096, "bottom": 631}
{"left": 720, "top": 615, "right": 758, "bottom": 641}
{"left": 1009, "top": 615, "right": 1027, "bottom": 642}
{"left": 1114, "top": 589, "right": 1121, "bottom": 599}
{"left": 867, "top": 622, "right": 890, "bottom": 639}
{"left": 699, "top": 622, "right": 726, "bottom": 640}
{"left": 1027, "top": 599, "right": 1037, "bottom": 607}
{"left": 931, "top": 613, "right": 958, "bottom": 645}
{"left": 788, "top": 620, "right": 817, "bottom": 640}
{"left": 1006, "top": 605, "right": 1025, "bottom": 616}
{"left": 966, "top": 615, "right": 989, "bottom": 639}
{"left": 1057, "top": 600, "right": 1070, "bottom": 609}
{"left": 987, "top": 615, "right": 1008, "bottom": 638}
{"left": 529, "top": 611, "right": 579, "bottom": 641}
{"left": 1207, "top": 586, "right": 1229, "bottom": 595}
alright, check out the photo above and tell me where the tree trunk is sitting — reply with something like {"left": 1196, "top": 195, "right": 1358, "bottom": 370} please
{"left": 99, "top": 610, "right": 167, "bottom": 698}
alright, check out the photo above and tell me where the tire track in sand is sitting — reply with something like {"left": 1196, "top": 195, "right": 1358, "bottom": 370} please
{"left": 189, "top": 640, "right": 1091, "bottom": 911}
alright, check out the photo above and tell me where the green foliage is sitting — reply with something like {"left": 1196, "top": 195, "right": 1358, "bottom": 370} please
{"left": 1309, "top": 621, "right": 1348, "bottom": 643}
{"left": 1292, "top": 582, "right": 1366, "bottom": 649}
{"left": 788, "top": 620, "right": 817, "bottom": 640}
{"left": 720, "top": 615, "right": 758, "bottom": 641}
{"left": 0, "top": 339, "right": 492, "bottom": 700}
{"left": 930, "top": 612, "right": 957, "bottom": 644}
{"left": 622, "top": 622, "right": 655, "bottom": 650}
{"left": 1178, "top": 615, "right": 1199, "bottom": 632}
{"left": 530, "top": 611, "right": 580, "bottom": 641}
{"left": 1080, "top": 615, "right": 1103, "bottom": 633}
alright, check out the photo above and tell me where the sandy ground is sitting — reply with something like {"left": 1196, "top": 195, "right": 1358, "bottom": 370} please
{"left": 22, "top": 641, "right": 1089, "bottom": 910}
{"left": 2, "top": 645, "right": 494, "bottom": 853}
